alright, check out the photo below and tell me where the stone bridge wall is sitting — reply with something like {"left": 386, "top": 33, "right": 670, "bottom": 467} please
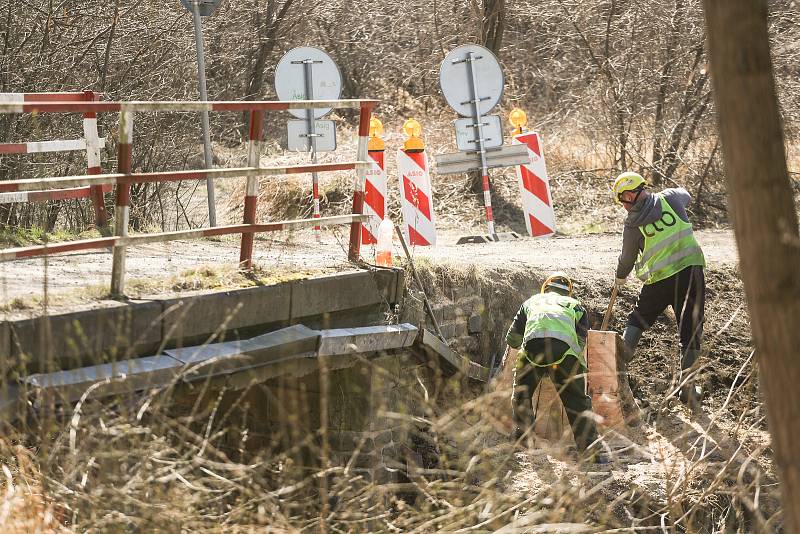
{"left": 1, "top": 268, "right": 404, "bottom": 375}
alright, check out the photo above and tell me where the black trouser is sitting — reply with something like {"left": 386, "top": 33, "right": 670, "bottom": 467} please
{"left": 627, "top": 265, "right": 705, "bottom": 359}
{"left": 512, "top": 338, "right": 599, "bottom": 452}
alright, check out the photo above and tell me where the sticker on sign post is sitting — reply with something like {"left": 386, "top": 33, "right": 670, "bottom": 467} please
{"left": 287, "top": 120, "right": 337, "bottom": 152}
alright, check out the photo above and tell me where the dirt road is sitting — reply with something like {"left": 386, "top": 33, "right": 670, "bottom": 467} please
{"left": 0, "top": 229, "right": 738, "bottom": 308}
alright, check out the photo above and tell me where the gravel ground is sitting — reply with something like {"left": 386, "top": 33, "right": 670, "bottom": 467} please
{"left": 0, "top": 228, "right": 737, "bottom": 309}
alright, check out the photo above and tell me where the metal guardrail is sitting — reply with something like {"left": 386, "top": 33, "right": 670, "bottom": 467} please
{"left": 0, "top": 98, "right": 378, "bottom": 296}
{"left": 0, "top": 91, "right": 109, "bottom": 226}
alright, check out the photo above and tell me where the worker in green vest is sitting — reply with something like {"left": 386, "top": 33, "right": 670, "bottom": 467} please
{"left": 506, "top": 273, "right": 607, "bottom": 463}
{"left": 612, "top": 172, "right": 706, "bottom": 409}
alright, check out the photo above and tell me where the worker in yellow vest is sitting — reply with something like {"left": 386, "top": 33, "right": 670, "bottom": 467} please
{"left": 506, "top": 273, "right": 608, "bottom": 463}
{"left": 612, "top": 172, "right": 705, "bottom": 409}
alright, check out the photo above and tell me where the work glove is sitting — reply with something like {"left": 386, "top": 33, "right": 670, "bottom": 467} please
{"left": 614, "top": 277, "right": 627, "bottom": 288}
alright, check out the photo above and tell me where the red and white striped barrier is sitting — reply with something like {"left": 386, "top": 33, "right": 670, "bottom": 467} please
{"left": 0, "top": 214, "right": 369, "bottom": 262}
{"left": 0, "top": 99, "right": 377, "bottom": 114}
{"left": 513, "top": 131, "right": 556, "bottom": 237}
{"left": 361, "top": 149, "right": 387, "bottom": 245}
{"left": 397, "top": 149, "right": 437, "bottom": 246}
{"left": 0, "top": 162, "right": 371, "bottom": 194}
{"left": 0, "top": 92, "right": 97, "bottom": 104}
{"left": 0, "top": 185, "right": 112, "bottom": 204}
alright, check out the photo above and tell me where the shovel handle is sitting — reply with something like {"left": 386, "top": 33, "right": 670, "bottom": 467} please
{"left": 601, "top": 284, "right": 619, "bottom": 331}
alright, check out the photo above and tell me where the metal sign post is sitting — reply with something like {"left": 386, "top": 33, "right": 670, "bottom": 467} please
{"left": 275, "top": 47, "right": 342, "bottom": 243}
{"left": 466, "top": 49, "right": 494, "bottom": 236}
{"left": 301, "top": 58, "right": 323, "bottom": 242}
{"left": 181, "top": 0, "right": 223, "bottom": 227}
{"left": 439, "top": 45, "right": 504, "bottom": 241}
{"left": 438, "top": 44, "right": 525, "bottom": 243}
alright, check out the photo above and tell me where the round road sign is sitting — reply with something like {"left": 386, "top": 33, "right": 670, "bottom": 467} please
{"left": 275, "top": 47, "right": 342, "bottom": 119}
{"left": 439, "top": 44, "right": 504, "bottom": 117}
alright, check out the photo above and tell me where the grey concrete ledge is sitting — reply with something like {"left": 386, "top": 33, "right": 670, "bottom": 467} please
{"left": 413, "top": 329, "right": 490, "bottom": 383}
{"left": 1, "top": 268, "right": 404, "bottom": 373}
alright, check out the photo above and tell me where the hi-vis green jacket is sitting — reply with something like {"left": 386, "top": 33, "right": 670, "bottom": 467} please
{"left": 616, "top": 188, "right": 705, "bottom": 283}
{"left": 634, "top": 196, "right": 705, "bottom": 284}
{"left": 505, "top": 292, "right": 590, "bottom": 368}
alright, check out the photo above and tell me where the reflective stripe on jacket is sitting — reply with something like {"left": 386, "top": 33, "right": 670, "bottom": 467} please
{"left": 635, "top": 195, "right": 705, "bottom": 284}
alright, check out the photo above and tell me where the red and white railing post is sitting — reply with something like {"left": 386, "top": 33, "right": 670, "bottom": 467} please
{"left": 110, "top": 111, "right": 134, "bottom": 297}
{"left": 83, "top": 90, "right": 109, "bottom": 230}
{"left": 239, "top": 110, "right": 264, "bottom": 270}
{"left": 0, "top": 91, "right": 109, "bottom": 229}
{"left": 348, "top": 103, "right": 373, "bottom": 262}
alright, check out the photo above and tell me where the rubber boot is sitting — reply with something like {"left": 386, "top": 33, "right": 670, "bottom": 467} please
{"left": 679, "top": 348, "right": 702, "bottom": 412}
{"left": 621, "top": 326, "right": 644, "bottom": 363}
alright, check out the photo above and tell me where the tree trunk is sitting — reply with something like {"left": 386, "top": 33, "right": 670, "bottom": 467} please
{"left": 703, "top": 1, "right": 800, "bottom": 530}
{"left": 482, "top": 0, "right": 505, "bottom": 55}
{"left": 651, "top": 0, "right": 684, "bottom": 185}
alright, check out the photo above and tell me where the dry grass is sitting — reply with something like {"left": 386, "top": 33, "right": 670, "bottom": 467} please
{"left": 0, "top": 352, "right": 779, "bottom": 531}
{"left": 0, "top": 153, "right": 780, "bottom": 531}
{"left": 0, "top": 442, "right": 64, "bottom": 532}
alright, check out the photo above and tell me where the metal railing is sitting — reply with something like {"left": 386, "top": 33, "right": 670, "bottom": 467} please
{"left": 0, "top": 91, "right": 110, "bottom": 227}
{"left": 0, "top": 98, "right": 378, "bottom": 296}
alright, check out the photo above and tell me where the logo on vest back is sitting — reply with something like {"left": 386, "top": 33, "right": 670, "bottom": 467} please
{"left": 643, "top": 211, "right": 677, "bottom": 237}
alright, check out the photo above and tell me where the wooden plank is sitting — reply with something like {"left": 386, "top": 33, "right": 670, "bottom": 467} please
{"left": 532, "top": 377, "right": 570, "bottom": 443}
{"left": 586, "top": 330, "right": 626, "bottom": 428}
